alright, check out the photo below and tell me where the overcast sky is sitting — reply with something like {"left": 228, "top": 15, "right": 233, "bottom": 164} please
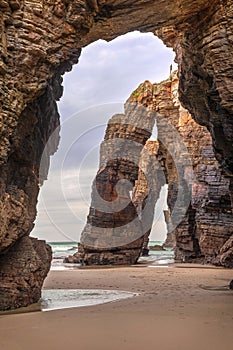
{"left": 31, "top": 31, "right": 176, "bottom": 243}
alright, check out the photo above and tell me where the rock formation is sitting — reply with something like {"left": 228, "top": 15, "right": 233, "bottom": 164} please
{"left": 1, "top": 1, "right": 233, "bottom": 176}
{"left": 132, "top": 141, "right": 165, "bottom": 256}
{"left": 1, "top": 0, "right": 233, "bottom": 308}
{"left": 73, "top": 72, "right": 232, "bottom": 266}
{"left": 230, "top": 280, "right": 233, "bottom": 290}
{"left": 70, "top": 103, "right": 156, "bottom": 265}
{"left": 0, "top": 236, "right": 52, "bottom": 310}
{"left": 0, "top": 76, "right": 59, "bottom": 309}
{"left": 130, "top": 73, "right": 233, "bottom": 265}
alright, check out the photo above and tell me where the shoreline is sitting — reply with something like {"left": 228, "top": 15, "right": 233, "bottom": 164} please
{"left": 0, "top": 263, "right": 232, "bottom": 349}
{"left": 0, "top": 262, "right": 229, "bottom": 315}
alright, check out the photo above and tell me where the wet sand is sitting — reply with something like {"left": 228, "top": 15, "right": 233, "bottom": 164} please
{"left": 0, "top": 264, "right": 232, "bottom": 350}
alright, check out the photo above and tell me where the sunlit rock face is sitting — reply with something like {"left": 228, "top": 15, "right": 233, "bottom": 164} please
{"left": 1, "top": 0, "right": 233, "bottom": 308}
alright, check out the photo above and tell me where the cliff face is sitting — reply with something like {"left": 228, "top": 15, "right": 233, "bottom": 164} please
{"left": 129, "top": 74, "right": 233, "bottom": 266}
{"left": 0, "top": 78, "right": 58, "bottom": 310}
{"left": 1, "top": 0, "right": 233, "bottom": 308}
{"left": 1, "top": 1, "right": 231, "bottom": 172}
{"left": 157, "top": 1, "right": 233, "bottom": 177}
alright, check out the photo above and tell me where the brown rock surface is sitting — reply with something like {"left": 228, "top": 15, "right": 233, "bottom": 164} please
{"left": 129, "top": 73, "right": 233, "bottom": 265}
{"left": 70, "top": 103, "right": 156, "bottom": 265}
{"left": 0, "top": 236, "right": 52, "bottom": 310}
{"left": 214, "top": 236, "right": 233, "bottom": 269}
{"left": 132, "top": 140, "right": 165, "bottom": 256}
{"left": 1, "top": 1, "right": 232, "bottom": 175}
{"left": 1, "top": 0, "right": 233, "bottom": 308}
{"left": 0, "top": 71, "right": 59, "bottom": 309}
{"left": 156, "top": 0, "right": 233, "bottom": 176}
{"left": 71, "top": 72, "right": 233, "bottom": 266}
{"left": 149, "top": 245, "right": 165, "bottom": 251}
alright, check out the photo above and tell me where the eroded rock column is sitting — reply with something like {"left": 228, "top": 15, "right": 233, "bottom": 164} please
{"left": 70, "top": 72, "right": 233, "bottom": 267}
{"left": 130, "top": 73, "right": 233, "bottom": 266}
{"left": 70, "top": 103, "right": 156, "bottom": 265}
{"left": 132, "top": 141, "right": 166, "bottom": 256}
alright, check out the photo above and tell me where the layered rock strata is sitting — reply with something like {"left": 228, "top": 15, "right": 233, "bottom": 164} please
{"left": 0, "top": 74, "right": 60, "bottom": 309}
{"left": 71, "top": 72, "right": 233, "bottom": 266}
{"left": 1, "top": 0, "right": 233, "bottom": 308}
{"left": 156, "top": 0, "right": 233, "bottom": 178}
{"left": 132, "top": 141, "right": 165, "bottom": 256}
{"left": 130, "top": 73, "right": 233, "bottom": 265}
{"left": 1, "top": 1, "right": 233, "bottom": 176}
{"left": 0, "top": 236, "right": 52, "bottom": 310}
{"left": 71, "top": 103, "right": 156, "bottom": 265}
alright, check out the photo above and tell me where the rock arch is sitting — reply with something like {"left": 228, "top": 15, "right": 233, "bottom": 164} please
{"left": 1, "top": 0, "right": 233, "bottom": 309}
{"left": 67, "top": 73, "right": 233, "bottom": 266}
{"left": 131, "top": 74, "right": 233, "bottom": 267}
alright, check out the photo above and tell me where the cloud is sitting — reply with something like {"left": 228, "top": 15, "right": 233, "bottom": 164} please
{"left": 58, "top": 31, "right": 176, "bottom": 118}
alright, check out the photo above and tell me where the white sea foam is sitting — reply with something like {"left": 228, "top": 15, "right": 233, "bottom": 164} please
{"left": 41, "top": 289, "right": 138, "bottom": 311}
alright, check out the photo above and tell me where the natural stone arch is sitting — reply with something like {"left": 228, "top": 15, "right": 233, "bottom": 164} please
{"left": 131, "top": 75, "right": 233, "bottom": 267}
{"left": 1, "top": 0, "right": 232, "bottom": 172}
{"left": 67, "top": 73, "right": 233, "bottom": 266}
{"left": 1, "top": 0, "right": 233, "bottom": 309}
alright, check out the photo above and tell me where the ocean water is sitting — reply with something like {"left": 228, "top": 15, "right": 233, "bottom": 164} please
{"left": 49, "top": 241, "right": 78, "bottom": 258}
{"left": 139, "top": 240, "right": 174, "bottom": 267}
{"left": 48, "top": 241, "right": 78, "bottom": 270}
{"left": 48, "top": 240, "right": 174, "bottom": 270}
{"left": 38, "top": 241, "right": 174, "bottom": 312}
{"left": 41, "top": 289, "right": 138, "bottom": 312}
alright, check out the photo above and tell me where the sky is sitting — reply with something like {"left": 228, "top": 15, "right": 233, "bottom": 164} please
{"left": 31, "top": 31, "right": 176, "bottom": 243}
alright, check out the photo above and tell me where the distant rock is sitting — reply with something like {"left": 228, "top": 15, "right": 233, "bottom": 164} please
{"left": 149, "top": 245, "right": 165, "bottom": 251}
{"left": 64, "top": 254, "right": 81, "bottom": 264}
{"left": 215, "top": 236, "right": 233, "bottom": 269}
{"left": 229, "top": 280, "right": 233, "bottom": 290}
{"left": 162, "top": 226, "right": 175, "bottom": 249}
{"left": 141, "top": 247, "right": 150, "bottom": 257}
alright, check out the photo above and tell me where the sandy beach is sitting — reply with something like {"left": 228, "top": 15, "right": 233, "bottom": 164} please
{"left": 0, "top": 264, "right": 232, "bottom": 350}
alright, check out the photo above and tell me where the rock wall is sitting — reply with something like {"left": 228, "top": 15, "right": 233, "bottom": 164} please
{"left": 0, "top": 73, "right": 60, "bottom": 309}
{"left": 1, "top": 0, "right": 233, "bottom": 308}
{"left": 129, "top": 73, "right": 233, "bottom": 266}
{"left": 0, "top": 236, "right": 52, "bottom": 310}
{"left": 1, "top": 1, "right": 231, "bottom": 173}
{"left": 156, "top": 0, "right": 233, "bottom": 177}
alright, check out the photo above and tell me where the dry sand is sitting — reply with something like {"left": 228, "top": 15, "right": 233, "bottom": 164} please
{"left": 0, "top": 264, "right": 232, "bottom": 350}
